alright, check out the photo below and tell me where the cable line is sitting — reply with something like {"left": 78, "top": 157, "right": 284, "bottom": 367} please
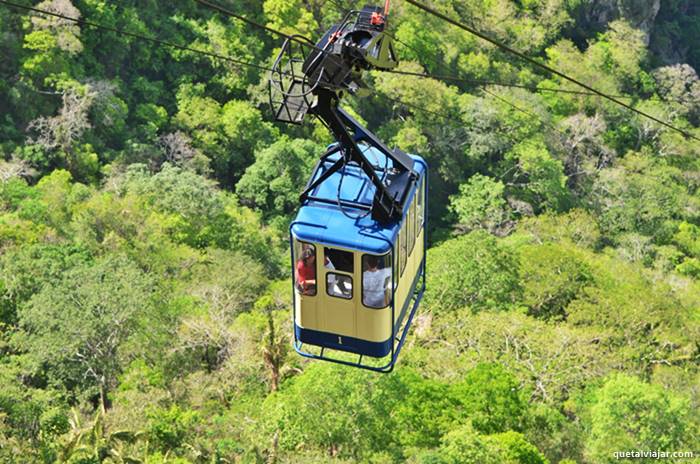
{"left": 403, "top": 0, "right": 700, "bottom": 142}
{"left": 381, "top": 30, "right": 571, "bottom": 129}
{"left": 9, "top": 0, "right": 693, "bottom": 140}
{"left": 326, "top": 0, "right": 617, "bottom": 98}
{"left": 192, "top": 0, "right": 334, "bottom": 58}
{"left": 0, "top": 0, "right": 272, "bottom": 73}
{"left": 214, "top": 0, "right": 456, "bottom": 122}
{"left": 3, "top": 0, "right": 543, "bottom": 131}
{"left": 384, "top": 68, "right": 629, "bottom": 98}
{"left": 194, "top": 0, "right": 624, "bottom": 101}
{"left": 193, "top": 0, "right": 290, "bottom": 39}
{"left": 380, "top": 20, "right": 619, "bottom": 143}
{"left": 1, "top": 0, "right": 449, "bottom": 124}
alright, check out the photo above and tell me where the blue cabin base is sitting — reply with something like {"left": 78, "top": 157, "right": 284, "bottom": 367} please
{"left": 295, "top": 325, "right": 393, "bottom": 358}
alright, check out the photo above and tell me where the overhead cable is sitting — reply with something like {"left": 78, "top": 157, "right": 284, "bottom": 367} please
{"left": 403, "top": 0, "right": 700, "bottom": 141}
{"left": 384, "top": 68, "right": 629, "bottom": 98}
{"left": 1, "top": 0, "right": 450, "bottom": 123}
{"left": 323, "top": 0, "right": 619, "bottom": 98}
{"left": 0, "top": 0, "right": 272, "bottom": 73}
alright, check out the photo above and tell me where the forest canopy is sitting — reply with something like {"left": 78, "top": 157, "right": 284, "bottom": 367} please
{"left": 0, "top": 0, "right": 699, "bottom": 463}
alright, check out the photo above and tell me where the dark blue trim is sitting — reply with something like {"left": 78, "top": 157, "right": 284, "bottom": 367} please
{"left": 295, "top": 325, "right": 393, "bottom": 357}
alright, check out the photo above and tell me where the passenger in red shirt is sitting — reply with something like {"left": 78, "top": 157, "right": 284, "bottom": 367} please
{"left": 296, "top": 248, "right": 316, "bottom": 295}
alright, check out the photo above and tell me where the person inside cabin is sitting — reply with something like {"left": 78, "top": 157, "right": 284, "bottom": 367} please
{"left": 363, "top": 254, "right": 391, "bottom": 308}
{"left": 296, "top": 248, "right": 316, "bottom": 295}
{"left": 324, "top": 252, "right": 337, "bottom": 289}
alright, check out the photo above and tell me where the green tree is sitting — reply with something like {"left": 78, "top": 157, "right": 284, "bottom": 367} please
{"left": 426, "top": 231, "right": 522, "bottom": 313}
{"left": 566, "top": 253, "right": 697, "bottom": 369}
{"left": 486, "top": 431, "right": 549, "bottom": 464}
{"left": 263, "top": 0, "right": 318, "bottom": 37}
{"left": 515, "top": 209, "right": 601, "bottom": 249}
{"left": 18, "top": 255, "right": 156, "bottom": 411}
{"left": 452, "top": 363, "right": 528, "bottom": 434}
{"left": 262, "top": 363, "right": 391, "bottom": 459}
{"left": 392, "top": 370, "right": 457, "bottom": 449}
{"left": 436, "top": 424, "right": 501, "bottom": 464}
{"left": 175, "top": 249, "right": 267, "bottom": 372}
{"left": 20, "top": 0, "right": 83, "bottom": 86}
{"left": 425, "top": 309, "right": 615, "bottom": 403}
{"left": 236, "top": 137, "right": 320, "bottom": 220}
{"left": 173, "top": 85, "right": 276, "bottom": 186}
{"left": 582, "top": 374, "right": 696, "bottom": 463}
{"left": 590, "top": 153, "right": 696, "bottom": 241}
{"left": 147, "top": 405, "right": 199, "bottom": 453}
{"left": 0, "top": 243, "right": 91, "bottom": 324}
{"left": 672, "top": 221, "right": 700, "bottom": 258}
{"left": 519, "top": 243, "right": 593, "bottom": 320}
{"left": 449, "top": 174, "right": 510, "bottom": 234}
{"left": 0, "top": 357, "right": 69, "bottom": 459}
{"left": 653, "top": 64, "right": 700, "bottom": 125}
{"left": 126, "top": 163, "right": 233, "bottom": 248}
{"left": 505, "top": 138, "right": 570, "bottom": 212}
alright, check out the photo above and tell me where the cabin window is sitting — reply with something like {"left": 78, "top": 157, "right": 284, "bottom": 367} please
{"left": 326, "top": 273, "right": 353, "bottom": 299}
{"left": 293, "top": 240, "right": 316, "bottom": 296}
{"left": 324, "top": 247, "right": 354, "bottom": 273}
{"left": 393, "top": 240, "right": 399, "bottom": 290}
{"left": 362, "top": 253, "right": 392, "bottom": 308}
{"left": 400, "top": 220, "right": 407, "bottom": 276}
{"left": 417, "top": 176, "right": 425, "bottom": 229}
{"left": 409, "top": 196, "right": 416, "bottom": 254}
{"left": 413, "top": 194, "right": 419, "bottom": 250}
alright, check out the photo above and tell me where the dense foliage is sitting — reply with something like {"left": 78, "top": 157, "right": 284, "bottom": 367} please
{"left": 1, "top": 0, "right": 699, "bottom": 462}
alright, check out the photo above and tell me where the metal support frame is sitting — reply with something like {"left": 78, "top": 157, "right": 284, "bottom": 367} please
{"left": 299, "top": 88, "right": 416, "bottom": 223}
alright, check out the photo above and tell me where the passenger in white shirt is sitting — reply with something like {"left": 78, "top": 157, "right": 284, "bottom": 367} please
{"left": 363, "top": 255, "right": 391, "bottom": 308}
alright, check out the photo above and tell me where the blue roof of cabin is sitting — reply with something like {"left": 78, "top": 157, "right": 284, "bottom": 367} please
{"left": 290, "top": 146, "right": 427, "bottom": 255}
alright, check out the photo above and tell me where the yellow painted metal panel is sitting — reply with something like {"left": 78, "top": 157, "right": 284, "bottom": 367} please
{"left": 355, "top": 305, "right": 392, "bottom": 342}
{"left": 295, "top": 292, "right": 318, "bottom": 328}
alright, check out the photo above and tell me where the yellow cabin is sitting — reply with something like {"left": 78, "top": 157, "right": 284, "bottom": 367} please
{"left": 290, "top": 147, "right": 427, "bottom": 372}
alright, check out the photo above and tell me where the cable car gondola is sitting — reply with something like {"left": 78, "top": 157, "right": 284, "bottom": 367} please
{"left": 269, "top": 3, "right": 427, "bottom": 372}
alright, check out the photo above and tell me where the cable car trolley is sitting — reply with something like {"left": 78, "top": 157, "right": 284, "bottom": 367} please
{"left": 269, "top": 2, "right": 427, "bottom": 372}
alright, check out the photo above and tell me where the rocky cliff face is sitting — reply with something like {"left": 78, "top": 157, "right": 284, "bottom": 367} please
{"left": 577, "top": 0, "right": 661, "bottom": 45}
{"left": 649, "top": 1, "right": 699, "bottom": 67}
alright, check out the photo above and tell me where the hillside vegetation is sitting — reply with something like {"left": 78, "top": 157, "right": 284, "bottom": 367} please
{"left": 0, "top": 0, "right": 699, "bottom": 463}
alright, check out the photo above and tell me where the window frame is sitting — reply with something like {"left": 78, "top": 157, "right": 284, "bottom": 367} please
{"left": 409, "top": 194, "right": 416, "bottom": 255}
{"left": 294, "top": 239, "right": 317, "bottom": 296}
{"left": 413, "top": 195, "right": 419, "bottom": 251}
{"left": 324, "top": 247, "right": 354, "bottom": 274}
{"left": 393, "top": 240, "right": 399, "bottom": 290}
{"left": 361, "top": 252, "right": 393, "bottom": 309}
{"left": 417, "top": 176, "right": 425, "bottom": 230}
{"left": 325, "top": 272, "right": 353, "bottom": 300}
{"left": 400, "top": 220, "right": 407, "bottom": 277}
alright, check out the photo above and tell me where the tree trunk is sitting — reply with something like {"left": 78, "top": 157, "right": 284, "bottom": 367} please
{"left": 267, "top": 430, "right": 279, "bottom": 464}
{"left": 263, "top": 311, "right": 282, "bottom": 392}
{"left": 99, "top": 378, "right": 107, "bottom": 414}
